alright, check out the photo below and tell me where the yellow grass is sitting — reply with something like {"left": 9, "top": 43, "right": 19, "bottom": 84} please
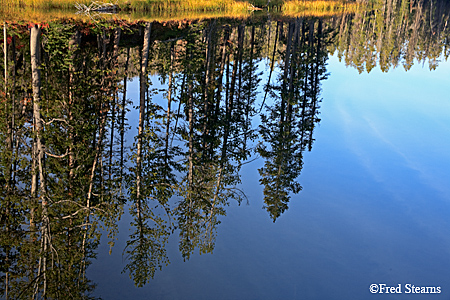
{"left": 282, "top": 0, "right": 362, "bottom": 15}
{"left": 0, "top": 0, "right": 366, "bottom": 22}
{"left": 1, "top": 0, "right": 91, "bottom": 9}
{"left": 0, "top": 5, "right": 251, "bottom": 23}
{"left": 0, "top": 0, "right": 252, "bottom": 12}
{"left": 0, "top": 7, "right": 82, "bottom": 22}
{"left": 129, "top": 0, "right": 251, "bottom": 12}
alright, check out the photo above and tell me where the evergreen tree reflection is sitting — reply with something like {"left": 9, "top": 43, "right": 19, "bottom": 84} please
{"left": 258, "top": 18, "right": 329, "bottom": 222}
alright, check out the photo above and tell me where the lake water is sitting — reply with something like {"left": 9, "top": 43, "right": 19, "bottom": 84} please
{"left": 2, "top": 1, "right": 450, "bottom": 299}
{"left": 87, "top": 55, "right": 450, "bottom": 300}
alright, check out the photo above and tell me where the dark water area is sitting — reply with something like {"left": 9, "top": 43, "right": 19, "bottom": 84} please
{"left": 1, "top": 0, "right": 450, "bottom": 299}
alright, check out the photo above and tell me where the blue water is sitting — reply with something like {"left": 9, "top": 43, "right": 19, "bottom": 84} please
{"left": 88, "top": 54, "right": 450, "bottom": 299}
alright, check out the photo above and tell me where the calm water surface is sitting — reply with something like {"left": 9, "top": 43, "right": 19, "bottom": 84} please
{"left": 2, "top": 1, "right": 450, "bottom": 299}
{"left": 88, "top": 55, "right": 450, "bottom": 300}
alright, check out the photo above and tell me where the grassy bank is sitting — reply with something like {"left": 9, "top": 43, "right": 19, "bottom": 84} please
{"left": 0, "top": 6, "right": 253, "bottom": 23}
{"left": 0, "top": 0, "right": 361, "bottom": 12}
{"left": 282, "top": 0, "right": 362, "bottom": 16}
{"left": 1, "top": 0, "right": 253, "bottom": 11}
{"left": 128, "top": 0, "right": 251, "bottom": 12}
{"left": 0, "top": 0, "right": 364, "bottom": 23}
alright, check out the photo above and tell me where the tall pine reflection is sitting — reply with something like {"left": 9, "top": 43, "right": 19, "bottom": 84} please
{"left": 258, "top": 18, "right": 329, "bottom": 221}
{"left": 1, "top": 0, "right": 450, "bottom": 295}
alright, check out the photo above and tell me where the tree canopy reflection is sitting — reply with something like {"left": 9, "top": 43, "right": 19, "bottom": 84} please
{"left": 1, "top": 0, "right": 450, "bottom": 295}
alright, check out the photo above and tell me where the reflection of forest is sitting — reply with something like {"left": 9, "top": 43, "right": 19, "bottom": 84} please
{"left": 1, "top": 1, "right": 449, "bottom": 295}
{"left": 331, "top": 0, "right": 450, "bottom": 72}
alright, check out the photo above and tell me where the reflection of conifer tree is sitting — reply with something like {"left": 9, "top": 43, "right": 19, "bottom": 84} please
{"left": 176, "top": 26, "right": 211, "bottom": 259}
{"left": 124, "top": 22, "right": 177, "bottom": 287}
{"left": 175, "top": 22, "right": 250, "bottom": 260}
{"left": 258, "top": 18, "right": 328, "bottom": 222}
{"left": 42, "top": 22, "right": 126, "bottom": 297}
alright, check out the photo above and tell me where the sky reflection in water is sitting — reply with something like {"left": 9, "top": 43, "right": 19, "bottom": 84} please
{"left": 88, "top": 54, "right": 450, "bottom": 299}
